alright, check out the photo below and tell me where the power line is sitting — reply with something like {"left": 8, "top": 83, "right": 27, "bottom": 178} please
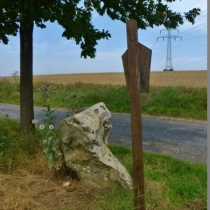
{"left": 181, "top": 26, "right": 207, "bottom": 37}
{"left": 183, "top": 34, "right": 207, "bottom": 41}
{"left": 153, "top": 46, "right": 167, "bottom": 63}
{"left": 152, "top": 41, "right": 166, "bottom": 59}
{"left": 155, "top": 54, "right": 166, "bottom": 64}
{"left": 149, "top": 40, "right": 159, "bottom": 49}
{"left": 200, "top": 9, "right": 207, "bottom": 14}
{"left": 152, "top": 41, "right": 165, "bottom": 55}
{"left": 183, "top": 0, "right": 201, "bottom": 11}
{"left": 179, "top": 22, "right": 207, "bottom": 35}
{"left": 171, "top": 40, "right": 182, "bottom": 51}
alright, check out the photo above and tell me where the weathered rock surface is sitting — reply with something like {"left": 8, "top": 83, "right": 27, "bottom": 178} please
{"left": 59, "top": 102, "right": 133, "bottom": 190}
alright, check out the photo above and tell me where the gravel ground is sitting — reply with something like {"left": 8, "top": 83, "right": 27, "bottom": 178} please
{"left": 109, "top": 113, "right": 207, "bottom": 166}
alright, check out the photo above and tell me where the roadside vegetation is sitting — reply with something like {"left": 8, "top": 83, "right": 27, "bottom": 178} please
{"left": 0, "top": 78, "right": 207, "bottom": 209}
{"left": 0, "top": 118, "right": 207, "bottom": 210}
{"left": 0, "top": 80, "right": 207, "bottom": 121}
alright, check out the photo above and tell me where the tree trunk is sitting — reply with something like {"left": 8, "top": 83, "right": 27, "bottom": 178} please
{"left": 20, "top": 22, "right": 35, "bottom": 133}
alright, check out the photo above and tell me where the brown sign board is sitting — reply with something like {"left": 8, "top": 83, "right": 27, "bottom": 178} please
{"left": 122, "top": 42, "right": 152, "bottom": 93}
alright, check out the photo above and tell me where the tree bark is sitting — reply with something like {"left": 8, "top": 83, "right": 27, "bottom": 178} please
{"left": 20, "top": 22, "right": 35, "bottom": 133}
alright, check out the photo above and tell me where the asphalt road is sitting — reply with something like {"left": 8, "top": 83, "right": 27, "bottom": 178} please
{"left": 0, "top": 103, "right": 207, "bottom": 165}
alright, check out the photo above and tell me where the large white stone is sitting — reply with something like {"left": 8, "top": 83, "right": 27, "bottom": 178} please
{"left": 59, "top": 102, "right": 133, "bottom": 190}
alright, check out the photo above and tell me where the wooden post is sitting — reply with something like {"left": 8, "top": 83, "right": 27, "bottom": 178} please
{"left": 126, "top": 20, "right": 145, "bottom": 210}
{"left": 122, "top": 43, "right": 151, "bottom": 93}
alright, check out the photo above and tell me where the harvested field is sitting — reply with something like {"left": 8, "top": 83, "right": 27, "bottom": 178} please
{"left": 1, "top": 70, "right": 207, "bottom": 88}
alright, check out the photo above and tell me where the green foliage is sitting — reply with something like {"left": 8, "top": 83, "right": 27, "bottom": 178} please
{"left": 32, "top": 105, "right": 62, "bottom": 170}
{"left": 38, "top": 83, "right": 57, "bottom": 125}
{"left": 34, "top": 119, "right": 62, "bottom": 170}
{"left": 0, "top": 104, "right": 61, "bottom": 171}
{"left": 0, "top": 118, "right": 41, "bottom": 171}
{"left": 142, "top": 86, "right": 207, "bottom": 119}
{"left": 0, "top": 82, "right": 207, "bottom": 120}
{"left": 41, "top": 105, "right": 57, "bottom": 127}
{"left": 37, "top": 83, "right": 57, "bottom": 106}
{"left": 1, "top": 1, "right": 201, "bottom": 57}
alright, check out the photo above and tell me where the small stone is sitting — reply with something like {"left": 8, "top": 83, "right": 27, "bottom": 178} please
{"left": 63, "top": 182, "right": 70, "bottom": 187}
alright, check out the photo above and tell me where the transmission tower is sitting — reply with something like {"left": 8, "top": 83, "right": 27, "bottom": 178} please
{"left": 157, "top": 29, "right": 182, "bottom": 71}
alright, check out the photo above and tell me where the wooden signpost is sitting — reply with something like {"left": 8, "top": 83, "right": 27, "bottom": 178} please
{"left": 122, "top": 20, "right": 152, "bottom": 210}
{"left": 122, "top": 43, "right": 151, "bottom": 93}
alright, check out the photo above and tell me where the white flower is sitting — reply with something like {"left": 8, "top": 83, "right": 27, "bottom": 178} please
{"left": 49, "top": 125, "right": 54, "bottom": 130}
{"left": 32, "top": 119, "right": 38, "bottom": 124}
{"left": 39, "top": 124, "right": 45, "bottom": 130}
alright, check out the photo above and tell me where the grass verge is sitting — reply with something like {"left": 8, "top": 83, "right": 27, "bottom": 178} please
{"left": 0, "top": 81, "right": 207, "bottom": 121}
{"left": 0, "top": 118, "right": 207, "bottom": 210}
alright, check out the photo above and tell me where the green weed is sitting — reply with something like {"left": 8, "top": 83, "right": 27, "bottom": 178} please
{"left": 0, "top": 118, "right": 42, "bottom": 172}
{"left": 0, "top": 81, "right": 207, "bottom": 121}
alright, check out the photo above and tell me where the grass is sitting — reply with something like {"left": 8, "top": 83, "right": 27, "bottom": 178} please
{"left": 0, "top": 79, "right": 207, "bottom": 209}
{"left": 0, "top": 80, "right": 207, "bottom": 121}
{"left": 0, "top": 118, "right": 42, "bottom": 173}
{"left": 141, "top": 86, "right": 207, "bottom": 120}
{"left": 106, "top": 145, "right": 207, "bottom": 209}
{"left": 0, "top": 118, "right": 207, "bottom": 210}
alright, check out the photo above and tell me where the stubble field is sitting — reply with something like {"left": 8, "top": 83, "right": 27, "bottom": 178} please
{"left": 2, "top": 70, "right": 207, "bottom": 87}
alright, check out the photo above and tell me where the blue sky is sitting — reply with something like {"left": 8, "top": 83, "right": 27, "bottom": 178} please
{"left": 0, "top": 0, "right": 207, "bottom": 76}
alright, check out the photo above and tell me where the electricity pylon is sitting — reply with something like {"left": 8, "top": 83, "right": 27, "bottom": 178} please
{"left": 157, "top": 29, "right": 182, "bottom": 71}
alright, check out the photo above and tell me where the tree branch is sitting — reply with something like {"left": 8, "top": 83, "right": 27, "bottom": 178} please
{"left": 40, "top": 0, "right": 57, "bottom": 7}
